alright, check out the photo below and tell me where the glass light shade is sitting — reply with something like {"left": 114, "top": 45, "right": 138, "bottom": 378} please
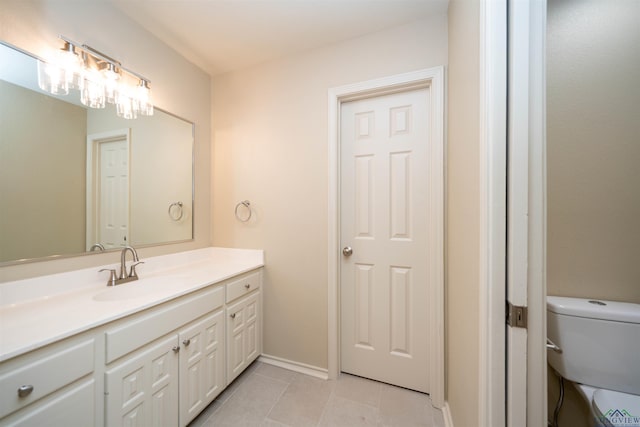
{"left": 137, "top": 80, "right": 153, "bottom": 116}
{"left": 101, "top": 63, "right": 120, "bottom": 104}
{"left": 81, "top": 70, "right": 106, "bottom": 109}
{"left": 58, "top": 43, "right": 84, "bottom": 90}
{"left": 37, "top": 60, "right": 68, "bottom": 95}
{"left": 116, "top": 90, "right": 138, "bottom": 120}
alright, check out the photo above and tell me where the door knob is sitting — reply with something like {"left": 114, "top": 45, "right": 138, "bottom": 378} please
{"left": 342, "top": 246, "right": 353, "bottom": 256}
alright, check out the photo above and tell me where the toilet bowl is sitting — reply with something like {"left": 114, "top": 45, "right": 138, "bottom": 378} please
{"left": 575, "top": 384, "right": 640, "bottom": 427}
{"left": 547, "top": 296, "right": 640, "bottom": 426}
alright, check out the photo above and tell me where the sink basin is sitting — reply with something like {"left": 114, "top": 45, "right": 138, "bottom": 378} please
{"left": 92, "top": 276, "right": 186, "bottom": 302}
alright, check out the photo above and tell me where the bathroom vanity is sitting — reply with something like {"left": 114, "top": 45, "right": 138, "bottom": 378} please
{"left": 0, "top": 248, "right": 263, "bottom": 426}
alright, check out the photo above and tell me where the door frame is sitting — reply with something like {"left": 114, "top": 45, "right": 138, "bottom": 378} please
{"left": 493, "top": 0, "right": 547, "bottom": 425}
{"left": 327, "top": 67, "right": 445, "bottom": 408}
{"left": 86, "top": 129, "right": 131, "bottom": 250}
{"left": 506, "top": 0, "right": 548, "bottom": 425}
{"left": 478, "top": 0, "right": 508, "bottom": 425}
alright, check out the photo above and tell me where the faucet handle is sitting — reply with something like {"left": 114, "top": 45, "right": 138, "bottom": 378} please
{"left": 128, "top": 261, "right": 145, "bottom": 279}
{"left": 99, "top": 268, "right": 118, "bottom": 286}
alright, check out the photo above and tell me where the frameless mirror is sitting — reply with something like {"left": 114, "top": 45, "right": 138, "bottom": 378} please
{"left": 0, "top": 41, "right": 194, "bottom": 264}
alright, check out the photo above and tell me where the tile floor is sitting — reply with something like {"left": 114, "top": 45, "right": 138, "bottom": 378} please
{"left": 189, "top": 361, "right": 445, "bottom": 427}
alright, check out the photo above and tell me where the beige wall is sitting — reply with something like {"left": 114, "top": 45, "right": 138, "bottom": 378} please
{"left": 0, "top": 80, "right": 86, "bottom": 262}
{"left": 547, "top": 0, "right": 640, "bottom": 304}
{"left": 446, "top": 0, "right": 480, "bottom": 426}
{"left": 0, "top": 0, "right": 211, "bottom": 282}
{"left": 547, "top": 0, "right": 640, "bottom": 424}
{"left": 211, "top": 16, "right": 448, "bottom": 370}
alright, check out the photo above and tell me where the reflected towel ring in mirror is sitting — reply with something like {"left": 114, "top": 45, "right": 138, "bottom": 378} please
{"left": 235, "top": 200, "right": 252, "bottom": 222}
{"left": 168, "top": 201, "right": 183, "bottom": 221}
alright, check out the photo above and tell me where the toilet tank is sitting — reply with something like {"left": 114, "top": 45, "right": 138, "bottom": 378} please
{"left": 547, "top": 296, "right": 640, "bottom": 395}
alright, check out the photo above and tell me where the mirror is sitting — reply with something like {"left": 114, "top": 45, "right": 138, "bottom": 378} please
{"left": 0, "top": 41, "right": 194, "bottom": 264}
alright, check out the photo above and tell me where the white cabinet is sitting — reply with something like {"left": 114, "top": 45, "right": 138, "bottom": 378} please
{"left": 0, "top": 266, "right": 263, "bottom": 427}
{"left": 178, "top": 310, "right": 224, "bottom": 426}
{"left": 104, "top": 311, "right": 226, "bottom": 427}
{"left": 104, "top": 286, "right": 226, "bottom": 427}
{"left": 226, "top": 271, "right": 262, "bottom": 384}
{"left": 4, "top": 380, "right": 95, "bottom": 427}
{"left": 105, "top": 335, "right": 179, "bottom": 427}
{"left": 0, "top": 337, "right": 95, "bottom": 426}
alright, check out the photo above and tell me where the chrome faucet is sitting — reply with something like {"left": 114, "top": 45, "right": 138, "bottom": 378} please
{"left": 89, "top": 243, "right": 105, "bottom": 252}
{"left": 99, "top": 245, "right": 144, "bottom": 286}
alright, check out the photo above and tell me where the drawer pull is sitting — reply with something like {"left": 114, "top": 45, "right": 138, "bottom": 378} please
{"left": 17, "top": 385, "right": 34, "bottom": 398}
{"left": 245, "top": 284, "right": 251, "bottom": 289}
{"left": 182, "top": 339, "right": 191, "bottom": 346}
{"left": 172, "top": 346, "right": 180, "bottom": 353}
{"left": 230, "top": 313, "right": 236, "bottom": 319}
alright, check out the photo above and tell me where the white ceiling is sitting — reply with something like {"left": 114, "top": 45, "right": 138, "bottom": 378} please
{"left": 113, "top": 0, "right": 449, "bottom": 76}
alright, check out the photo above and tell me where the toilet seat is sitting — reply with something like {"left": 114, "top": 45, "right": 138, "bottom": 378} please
{"left": 592, "top": 388, "right": 640, "bottom": 427}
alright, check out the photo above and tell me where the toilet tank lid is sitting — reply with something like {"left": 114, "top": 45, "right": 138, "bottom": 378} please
{"left": 547, "top": 296, "right": 640, "bottom": 324}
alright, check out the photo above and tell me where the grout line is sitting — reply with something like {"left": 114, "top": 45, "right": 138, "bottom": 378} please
{"left": 315, "top": 384, "right": 335, "bottom": 427}
{"left": 262, "top": 378, "right": 292, "bottom": 426}
{"left": 253, "top": 371, "right": 296, "bottom": 386}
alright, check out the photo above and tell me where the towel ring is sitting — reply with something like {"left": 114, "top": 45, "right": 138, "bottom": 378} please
{"left": 168, "top": 201, "right": 184, "bottom": 221}
{"left": 235, "top": 200, "right": 252, "bottom": 222}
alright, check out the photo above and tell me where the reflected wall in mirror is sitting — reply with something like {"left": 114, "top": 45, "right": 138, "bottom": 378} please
{"left": 0, "top": 41, "right": 194, "bottom": 264}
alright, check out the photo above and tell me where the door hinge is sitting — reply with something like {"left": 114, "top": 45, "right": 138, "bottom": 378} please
{"left": 506, "top": 301, "right": 528, "bottom": 329}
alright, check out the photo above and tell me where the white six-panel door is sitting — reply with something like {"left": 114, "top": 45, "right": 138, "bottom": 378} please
{"left": 340, "top": 88, "right": 430, "bottom": 393}
{"left": 98, "top": 138, "right": 129, "bottom": 249}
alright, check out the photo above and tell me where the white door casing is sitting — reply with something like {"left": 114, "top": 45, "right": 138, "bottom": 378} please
{"left": 506, "top": 1, "right": 548, "bottom": 426}
{"left": 340, "top": 88, "right": 430, "bottom": 393}
{"left": 478, "top": 0, "right": 508, "bottom": 425}
{"left": 86, "top": 129, "right": 130, "bottom": 250}
{"left": 328, "top": 68, "right": 444, "bottom": 407}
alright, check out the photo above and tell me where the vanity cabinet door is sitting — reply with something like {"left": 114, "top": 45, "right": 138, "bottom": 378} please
{"left": 105, "top": 335, "right": 179, "bottom": 427}
{"left": 226, "top": 290, "right": 261, "bottom": 384}
{"left": 178, "top": 310, "right": 225, "bottom": 427}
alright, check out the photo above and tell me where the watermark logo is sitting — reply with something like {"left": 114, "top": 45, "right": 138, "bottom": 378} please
{"left": 599, "top": 409, "right": 640, "bottom": 427}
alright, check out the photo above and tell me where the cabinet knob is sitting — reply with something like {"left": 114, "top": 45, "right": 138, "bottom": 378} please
{"left": 244, "top": 284, "right": 251, "bottom": 289}
{"left": 182, "top": 339, "right": 191, "bottom": 346}
{"left": 230, "top": 313, "right": 236, "bottom": 319}
{"left": 17, "top": 385, "right": 34, "bottom": 398}
{"left": 172, "top": 346, "right": 180, "bottom": 353}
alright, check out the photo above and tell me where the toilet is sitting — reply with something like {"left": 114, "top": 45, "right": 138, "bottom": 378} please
{"left": 547, "top": 296, "right": 640, "bottom": 426}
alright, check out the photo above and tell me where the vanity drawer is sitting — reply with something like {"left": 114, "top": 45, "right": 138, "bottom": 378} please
{"left": 226, "top": 271, "right": 261, "bottom": 303}
{"left": 105, "top": 285, "right": 224, "bottom": 363}
{"left": 0, "top": 338, "right": 94, "bottom": 418}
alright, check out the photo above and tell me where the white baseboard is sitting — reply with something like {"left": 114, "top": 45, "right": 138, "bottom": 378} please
{"left": 258, "top": 354, "right": 329, "bottom": 380}
{"left": 442, "top": 402, "right": 454, "bottom": 427}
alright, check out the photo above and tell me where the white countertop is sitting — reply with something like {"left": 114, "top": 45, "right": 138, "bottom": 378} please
{"left": 0, "top": 247, "right": 264, "bottom": 362}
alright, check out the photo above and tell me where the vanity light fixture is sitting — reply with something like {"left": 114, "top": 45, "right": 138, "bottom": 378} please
{"left": 37, "top": 35, "right": 153, "bottom": 119}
